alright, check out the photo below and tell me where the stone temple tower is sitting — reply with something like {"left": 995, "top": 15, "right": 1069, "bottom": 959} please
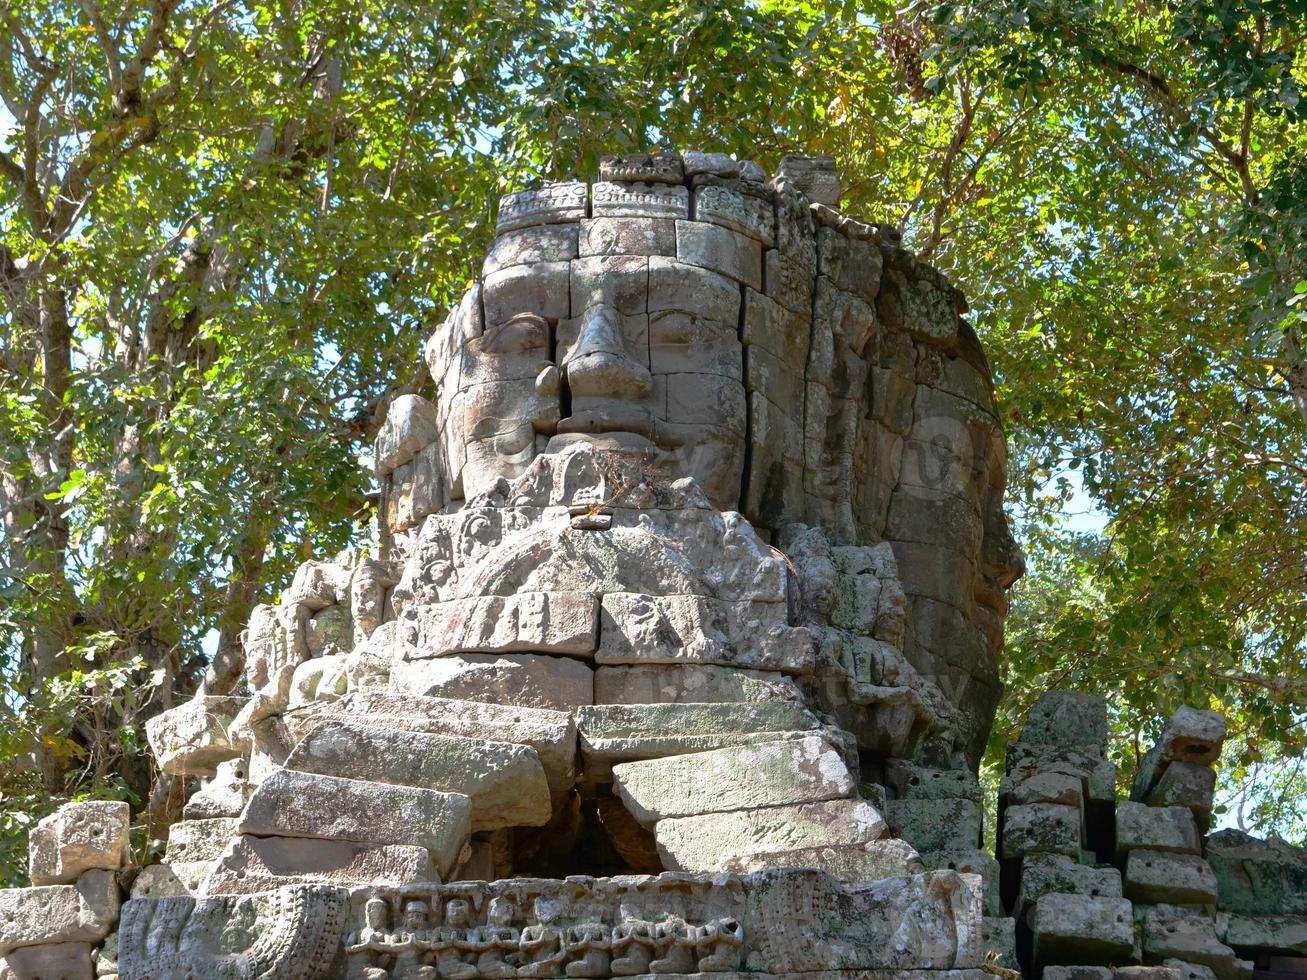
{"left": 0, "top": 151, "right": 1033, "bottom": 978}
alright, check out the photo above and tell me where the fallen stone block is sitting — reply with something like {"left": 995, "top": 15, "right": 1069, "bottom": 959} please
{"left": 284, "top": 692, "right": 577, "bottom": 793}
{"left": 655, "top": 798, "right": 887, "bottom": 873}
{"left": 1142, "top": 904, "right": 1252, "bottom": 980}
{"left": 1116, "top": 801, "right": 1201, "bottom": 860}
{"left": 27, "top": 801, "right": 130, "bottom": 885}
{"left": 613, "top": 736, "right": 853, "bottom": 825}
{"left": 0, "top": 871, "right": 119, "bottom": 954}
{"left": 1016, "top": 853, "right": 1123, "bottom": 916}
{"left": 1, "top": 942, "right": 94, "bottom": 980}
{"left": 576, "top": 700, "right": 819, "bottom": 778}
{"left": 144, "top": 695, "right": 250, "bottom": 776}
{"left": 884, "top": 798, "right": 984, "bottom": 853}
{"left": 1001, "top": 802, "right": 1082, "bottom": 861}
{"left": 1125, "top": 850, "right": 1218, "bottom": 905}
{"left": 284, "top": 720, "right": 551, "bottom": 831}
{"left": 204, "top": 835, "right": 434, "bottom": 895}
{"left": 1030, "top": 892, "right": 1136, "bottom": 966}
{"left": 236, "top": 768, "right": 471, "bottom": 878}
{"left": 592, "top": 663, "right": 802, "bottom": 705}
{"left": 1018, "top": 691, "right": 1109, "bottom": 753}
{"left": 391, "top": 652, "right": 593, "bottom": 712}
{"left": 1205, "top": 830, "right": 1307, "bottom": 916}
{"left": 1221, "top": 914, "right": 1307, "bottom": 956}
{"left": 166, "top": 817, "right": 240, "bottom": 863}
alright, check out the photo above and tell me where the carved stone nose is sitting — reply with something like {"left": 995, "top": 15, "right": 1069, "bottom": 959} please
{"left": 562, "top": 303, "right": 652, "bottom": 398}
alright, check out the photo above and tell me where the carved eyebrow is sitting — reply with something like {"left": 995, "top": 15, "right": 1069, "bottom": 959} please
{"left": 481, "top": 312, "right": 550, "bottom": 349}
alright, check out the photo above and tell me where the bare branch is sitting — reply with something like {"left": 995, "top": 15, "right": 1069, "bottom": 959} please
{"left": 78, "top": 0, "right": 124, "bottom": 100}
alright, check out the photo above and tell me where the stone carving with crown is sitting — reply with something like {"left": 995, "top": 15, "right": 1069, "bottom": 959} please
{"left": 0, "top": 150, "right": 1035, "bottom": 979}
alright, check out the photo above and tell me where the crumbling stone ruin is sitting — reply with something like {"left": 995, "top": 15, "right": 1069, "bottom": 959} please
{"left": 1, "top": 151, "right": 1302, "bottom": 980}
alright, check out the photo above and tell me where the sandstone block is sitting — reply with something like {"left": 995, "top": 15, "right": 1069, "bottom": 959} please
{"left": 166, "top": 818, "right": 239, "bottom": 863}
{"left": 392, "top": 652, "right": 593, "bottom": 711}
{"left": 27, "top": 801, "right": 129, "bottom": 885}
{"left": 128, "top": 861, "right": 211, "bottom": 898}
{"left": 1018, "top": 691, "right": 1109, "bottom": 753}
{"left": 647, "top": 256, "right": 740, "bottom": 321}
{"left": 923, "top": 849, "right": 1002, "bottom": 916}
{"left": 1162, "top": 961, "right": 1219, "bottom": 980}
{"left": 596, "top": 592, "right": 814, "bottom": 673}
{"left": 183, "top": 757, "right": 251, "bottom": 820}
{"left": 612, "top": 736, "right": 853, "bottom": 825}
{"left": 575, "top": 700, "right": 820, "bottom": 777}
{"left": 886, "top": 798, "right": 985, "bottom": 852}
{"left": 674, "top": 220, "right": 762, "bottom": 289}
{"left": 569, "top": 254, "right": 649, "bottom": 316}
{"left": 1126, "top": 849, "right": 1219, "bottom": 905}
{"left": 1205, "top": 830, "right": 1307, "bottom": 916}
{"left": 1044, "top": 968, "right": 1114, "bottom": 980}
{"left": 1142, "top": 905, "right": 1251, "bottom": 980}
{"left": 236, "top": 768, "right": 471, "bottom": 877}
{"left": 655, "top": 798, "right": 887, "bottom": 873}
{"left": 0, "top": 871, "right": 118, "bottom": 954}
{"left": 145, "top": 695, "right": 250, "bottom": 776}
{"left": 592, "top": 663, "right": 801, "bottom": 705}
{"left": 983, "top": 916, "right": 1018, "bottom": 971}
{"left": 286, "top": 692, "right": 577, "bottom": 793}
{"left": 482, "top": 223, "right": 579, "bottom": 276}
{"left": 397, "top": 591, "right": 599, "bottom": 659}
{"left": 885, "top": 760, "right": 983, "bottom": 802}
{"left": 1158, "top": 706, "right": 1227, "bottom": 766}
{"left": 284, "top": 720, "right": 551, "bottom": 830}
{"left": 1, "top": 942, "right": 93, "bottom": 980}
{"left": 1116, "top": 801, "right": 1200, "bottom": 860}
{"left": 494, "top": 182, "right": 587, "bottom": 234}
{"left": 482, "top": 261, "right": 570, "bottom": 327}
{"left": 579, "top": 216, "right": 676, "bottom": 257}
{"left": 693, "top": 183, "right": 775, "bottom": 245}
{"left": 1002, "top": 802, "right": 1083, "bottom": 861}
{"left": 1016, "top": 853, "right": 1123, "bottom": 916}
{"left": 592, "top": 181, "right": 688, "bottom": 219}
{"left": 600, "top": 152, "right": 684, "bottom": 183}
{"left": 1221, "top": 914, "right": 1307, "bottom": 955}
{"left": 204, "top": 835, "right": 434, "bottom": 895}
{"left": 374, "top": 394, "right": 440, "bottom": 476}
{"left": 720, "top": 837, "right": 923, "bottom": 880}
{"left": 1146, "top": 761, "right": 1217, "bottom": 828}
{"left": 1031, "top": 893, "right": 1136, "bottom": 966}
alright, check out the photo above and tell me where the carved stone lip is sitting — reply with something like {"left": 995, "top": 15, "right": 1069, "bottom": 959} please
{"left": 556, "top": 409, "right": 655, "bottom": 440}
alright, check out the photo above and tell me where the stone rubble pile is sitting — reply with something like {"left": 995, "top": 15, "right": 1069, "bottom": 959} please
{"left": 996, "top": 694, "right": 1306, "bottom": 980}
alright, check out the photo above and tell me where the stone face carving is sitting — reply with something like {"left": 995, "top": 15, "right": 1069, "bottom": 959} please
{"left": 99, "top": 151, "right": 1032, "bottom": 977}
